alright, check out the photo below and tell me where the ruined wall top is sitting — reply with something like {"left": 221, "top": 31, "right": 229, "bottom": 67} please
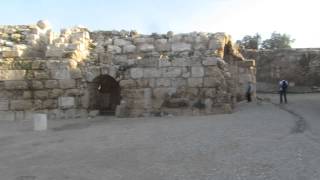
{"left": 0, "top": 20, "right": 244, "bottom": 62}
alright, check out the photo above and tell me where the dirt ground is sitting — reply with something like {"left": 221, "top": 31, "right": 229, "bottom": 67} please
{"left": 1, "top": 93, "right": 320, "bottom": 180}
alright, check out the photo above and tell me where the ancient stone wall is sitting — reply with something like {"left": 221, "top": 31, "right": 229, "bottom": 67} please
{"left": 0, "top": 20, "right": 255, "bottom": 120}
{"left": 243, "top": 49, "right": 320, "bottom": 93}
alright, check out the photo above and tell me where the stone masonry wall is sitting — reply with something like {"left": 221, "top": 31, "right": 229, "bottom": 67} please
{"left": 0, "top": 20, "right": 256, "bottom": 120}
{"left": 243, "top": 49, "right": 320, "bottom": 93}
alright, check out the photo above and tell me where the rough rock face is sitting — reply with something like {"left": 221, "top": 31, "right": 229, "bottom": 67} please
{"left": 243, "top": 49, "right": 320, "bottom": 93}
{"left": 0, "top": 20, "right": 256, "bottom": 120}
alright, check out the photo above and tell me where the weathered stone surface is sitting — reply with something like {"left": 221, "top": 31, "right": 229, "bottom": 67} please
{"left": 45, "top": 80, "right": 59, "bottom": 89}
{"left": 162, "top": 67, "right": 181, "bottom": 77}
{"left": 42, "top": 99, "right": 58, "bottom": 109}
{"left": 64, "top": 89, "right": 81, "bottom": 96}
{"left": 143, "top": 68, "right": 161, "bottom": 78}
{"left": 58, "top": 97, "right": 75, "bottom": 109}
{"left": 0, "top": 99, "right": 9, "bottom": 111}
{"left": 130, "top": 68, "right": 143, "bottom": 79}
{"left": 34, "top": 90, "right": 49, "bottom": 99}
{"left": 0, "top": 21, "right": 255, "bottom": 118}
{"left": 51, "top": 68, "right": 71, "bottom": 80}
{"left": 136, "top": 79, "right": 156, "bottom": 88}
{"left": 59, "top": 79, "right": 76, "bottom": 89}
{"left": 202, "top": 57, "right": 219, "bottom": 66}
{"left": 2, "top": 50, "right": 23, "bottom": 58}
{"left": 120, "top": 79, "right": 137, "bottom": 88}
{"left": 156, "top": 78, "right": 171, "bottom": 87}
{"left": 107, "top": 45, "right": 122, "bottom": 54}
{"left": 188, "top": 78, "right": 203, "bottom": 87}
{"left": 137, "top": 44, "right": 154, "bottom": 52}
{"left": 5, "top": 81, "right": 28, "bottom": 89}
{"left": 155, "top": 39, "right": 170, "bottom": 51}
{"left": 0, "top": 111, "right": 15, "bottom": 121}
{"left": 191, "top": 67, "right": 204, "bottom": 77}
{"left": 49, "top": 89, "right": 64, "bottom": 98}
{"left": 171, "top": 58, "right": 191, "bottom": 67}
{"left": 171, "top": 43, "right": 191, "bottom": 52}
{"left": 123, "top": 45, "right": 136, "bottom": 53}
{"left": 85, "top": 66, "right": 101, "bottom": 82}
{"left": 32, "top": 80, "right": 44, "bottom": 89}
{"left": 114, "top": 39, "right": 132, "bottom": 46}
{"left": 203, "top": 77, "right": 222, "bottom": 87}
{"left": 171, "top": 78, "right": 187, "bottom": 87}
{"left": 205, "top": 66, "right": 224, "bottom": 77}
{"left": 0, "top": 70, "right": 26, "bottom": 80}
{"left": 34, "top": 71, "right": 50, "bottom": 79}
{"left": 10, "top": 100, "right": 33, "bottom": 110}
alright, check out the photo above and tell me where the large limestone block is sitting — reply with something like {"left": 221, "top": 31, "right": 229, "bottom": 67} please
{"left": 45, "top": 80, "right": 59, "bottom": 89}
{"left": 171, "top": 78, "right": 187, "bottom": 87}
{"left": 143, "top": 68, "right": 161, "bottom": 78}
{"left": 119, "top": 79, "right": 137, "bottom": 88}
{"left": 137, "top": 44, "right": 154, "bottom": 52}
{"left": 188, "top": 78, "right": 203, "bottom": 87}
{"left": 130, "top": 68, "right": 143, "bottom": 79}
{"left": 49, "top": 89, "right": 64, "bottom": 98}
{"left": 171, "top": 58, "right": 191, "bottom": 67}
{"left": 34, "top": 90, "right": 49, "bottom": 99}
{"left": 171, "top": 43, "right": 192, "bottom": 52}
{"left": 34, "top": 71, "right": 50, "bottom": 80}
{"left": 58, "top": 97, "right": 75, "bottom": 109}
{"left": 10, "top": 100, "right": 33, "bottom": 110}
{"left": 123, "top": 45, "right": 136, "bottom": 53}
{"left": 51, "top": 68, "right": 71, "bottom": 80}
{"left": 59, "top": 79, "right": 76, "bottom": 89}
{"left": 2, "top": 50, "right": 23, "bottom": 58}
{"left": 0, "top": 70, "right": 26, "bottom": 80}
{"left": 162, "top": 67, "right": 182, "bottom": 77}
{"left": 156, "top": 78, "right": 171, "bottom": 87}
{"left": 191, "top": 67, "right": 204, "bottom": 77}
{"left": 114, "top": 39, "right": 132, "bottom": 46}
{"left": 42, "top": 99, "right": 58, "bottom": 109}
{"left": 32, "top": 80, "right": 44, "bottom": 89}
{"left": 33, "top": 113, "right": 47, "bottom": 131}
{"left": 133, "top": 37, "right": 154, "bottom": 44}
{"left": 4, "top": 81, "right": 28, "bottom": 89}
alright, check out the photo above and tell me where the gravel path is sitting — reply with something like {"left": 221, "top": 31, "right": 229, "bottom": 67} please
{"left": 1, "top": 93, "right": 320, "bottom": 180}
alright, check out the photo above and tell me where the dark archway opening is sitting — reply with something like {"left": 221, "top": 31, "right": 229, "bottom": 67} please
{"left": 88, "top": 75, "right": 121, "bottom": 115}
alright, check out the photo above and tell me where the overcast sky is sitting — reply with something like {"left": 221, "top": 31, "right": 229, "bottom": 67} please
{"left": 1, "top": 0, "right": 319, "bottom": 48}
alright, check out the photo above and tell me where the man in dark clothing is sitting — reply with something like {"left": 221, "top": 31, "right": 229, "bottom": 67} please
{"left": 246, "top": 81, "right": 253, "bottom": 102}
{"left": 279, "top": 80, "right": 288, "bottom": 103}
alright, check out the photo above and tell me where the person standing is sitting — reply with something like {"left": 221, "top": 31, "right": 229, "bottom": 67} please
{"left": 279, "top": 80, "right": 288, "bottom": 103}
{"left": 246, "top": 81, "right": 253, "bottom": 102}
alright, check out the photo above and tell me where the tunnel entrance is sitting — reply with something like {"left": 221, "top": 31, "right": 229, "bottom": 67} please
{"left": 88, "top": 75, "right": 121, "bottom": 115}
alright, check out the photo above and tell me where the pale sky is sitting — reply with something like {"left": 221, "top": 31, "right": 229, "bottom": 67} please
{"left": 1, "top": 0, "right": 319, "bottom": 48}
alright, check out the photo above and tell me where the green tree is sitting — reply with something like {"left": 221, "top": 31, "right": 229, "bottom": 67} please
{"left": 237, "top": 33, "right": 261, "bottom": 50}
{"left": 261, "top": 32, "right": 295, "bottom": 49}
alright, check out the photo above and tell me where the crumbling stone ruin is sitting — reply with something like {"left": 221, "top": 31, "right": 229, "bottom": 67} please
{"left": 0, "top": 20, "right": 255, "bottom": 120}
{"left": 243, "top": 49, "right": 320, "bottom": 93}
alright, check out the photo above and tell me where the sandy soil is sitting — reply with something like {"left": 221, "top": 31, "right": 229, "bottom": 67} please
{"left": 1, "top": 93, "right": 320, "bottom": 180}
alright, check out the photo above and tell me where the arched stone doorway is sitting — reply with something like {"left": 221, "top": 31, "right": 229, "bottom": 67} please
{"left": 88, "top": 75, "right": 121, "bottom": 115}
